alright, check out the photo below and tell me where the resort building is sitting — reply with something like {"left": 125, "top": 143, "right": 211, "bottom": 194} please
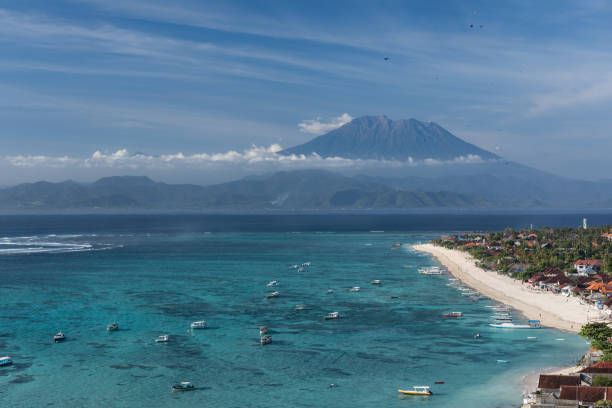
{"left": 573, "top": 260, "right": 603, "bottom": 275}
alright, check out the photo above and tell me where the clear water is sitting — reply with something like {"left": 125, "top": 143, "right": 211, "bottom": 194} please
{"left": 0, "top": 214, "right": 597, "bottom": 407}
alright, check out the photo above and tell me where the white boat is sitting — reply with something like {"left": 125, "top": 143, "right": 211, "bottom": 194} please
{"left": 324, "top": 312, "right": 339, "bottom": 320}
{"left": 155, "top": 334, "right": 169, "bottom": 343}
{"left": 371, "top": 280, "right": 382, "bottom": 285}
{"left": 348, "top": 286, "right": 361, "bottom": 292}
{"left": 490, "top": 320, "right": 540, "bottom": 329}
{"left": 107, "top": 322, "right": 119, "bottom": 331}
{"left": 171, "top": 382, "right": 195, "bottom": 391}
{"left": 260, "top": 335, "right": 272, "bottom": 345}
{"left": 295, "top": 304, "right": 306, "bottom": 311}
{"left": 53, "top": 332, "right": 66, "bottom": 343}
{"left": 289, "top": 264, "right": 299, "bottom": 269}
{"left": 259, "top": 326, "right": 268, "bottom": 335}
{"left": 302, "top": 262, "right": 311, "bottom": 267}
{"left": 0, "top": 356, "right": 12, "bottom": 367}
{"left": 297, "top": 267, "right": 305, "bottom": 272}
{"left": 326, "top": 289, "right": 333, "bottom": 294}
{"left": 266, "top": 280, "right": 279, "bottom": 287}
{"left": 266, "top": 291, "right": 280, "bottom": 299}
{"left": 190, "top": 321, "right": 207, "bottom": 329}
{"left": 418, "top": 266, "right": 443, "bottom": 275}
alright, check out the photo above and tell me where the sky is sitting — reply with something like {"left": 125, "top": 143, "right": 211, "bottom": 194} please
{"left": 1, "top": 0, "right": 611, "bottom": 185}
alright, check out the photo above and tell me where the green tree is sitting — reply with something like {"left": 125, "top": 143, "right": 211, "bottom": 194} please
{"left": 579, "top": 323, "right": 612, "bottom": 342}
{"left": 593, "top": 376, "right": 612, "bottom": 387}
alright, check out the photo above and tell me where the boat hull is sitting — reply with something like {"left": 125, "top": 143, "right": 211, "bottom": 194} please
{"left": 398, "top": 389, "right": 432, "bottom": 396}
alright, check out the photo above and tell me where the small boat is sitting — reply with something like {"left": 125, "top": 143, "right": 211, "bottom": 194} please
{"left": 326, "top": 289, "right": 334, "bottom": 294}
{"left": 294, "top": 304, "right": 306, "bottom": 311}
{"left": 190, "top": 321, "right": 207, "bottom": 329}
{"left": 297, "top": 267, "right": 305, "bottom": 272}
{"left": 496, "top": 360, "right": 509, "bottom": 364}
{"left": 260, "top": 335, "right": 272, "bottom": 345}
{"left": 527, "top": 336, "right": 537, "bottom": 339}
{"left": 348, "top": 286, "right": 361, "bottom": 292}
{"left": 156, "top": 334, "right": 170, "bottom": 343}
{"left": 474, "top": 333, "right": 481, "bottom": 339}
{"left": 324, "top": 312, "right": 340, "bottom": 320}
{"left": 490, "top": 320, "right": 540, "bottom": 329}
{"left": 434, "top": 381, "right": 445, "bottom": 384}
{"left": 371, "top": 280, "right": 382, "bottom": 285}
{"left": 418, "top": 267, "right": 443, "bottom": 275}
{"left": 54, "top": 332, "right": 66, "bottom": 343}
{"left": 289, "top": 264, "right": 298, "bottom": 269}
{"left": 390, "top": 296, "right": 400, "bottom": 299}
{"left": 556, "top": 338, "right": 565, "bottom": 341}
{"left": 398, "top": 386, "right": 432, "bottom": 396}
{"left": 392, "top": 242, "right": 402, "bottom": 248}
{"left": 107, "top": 322, "right": 119, "bottom": 332}
{"left": 444, "top": 312, "right": 463, "bottom": 318}
{"left": 266, "top": 280, "right": 279, "bottom": 287}
{"left": 259, "top": 326, "right": 268, "bottom": 335}
{"left": 0, "top": 356, "right": 12, "bottom": 367}
{"left": 266, "top": 291, "right": 280, "bottom": 299}
{"left": 302, "top": 262, "right": 311, "bottom": 267}
{"left": 171, "top": 382, "right": 195, "bottom": 391}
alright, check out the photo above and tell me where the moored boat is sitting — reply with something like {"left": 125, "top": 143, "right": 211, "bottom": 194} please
{"left": 443, "top": 312, "right": 463, "bottom": 318}
{"left": 260, "top": 335, "right": 272, "bottom": 345}
{"left": 171, "top": 382, "right": 195, "bottom": 391}
{"left": 324, "top": 312, "right": 339, "bottom": 320}
{"left": 418, "top": 266, "right": 443, "bottom": 275}
{"left": 398, "top": 386, "right": 432, "bottom": 396}
{"left": 348, "top": 286, "right": 360, "bottom": 292}
{"left": 0, "top": 356, "right": 12, "bottom": 367}
{"left": 295, "top": 304, "right": 306, "bottom": 311}
{"left": 107, "top": 322, "right": 119, "bottom": 331}
{"left": 190, "top": 321, "right": 207, "bottom": 329}
{"left": 266, "top": 291, "right": 280, "bottom": 299}
{"left": 53, "top": 332, "right": 66, "bottom": 343}
{"left": 371, "top": 279, "right": 382, "bottom": 285}
{"left": 259, "top": 326, "right": 268, "bottom": 335}
{"left": 155, "top": 334, "right": 169, "bottom": 343}
{"left": 266, "top": 280, "right": 279, "bottom": 287}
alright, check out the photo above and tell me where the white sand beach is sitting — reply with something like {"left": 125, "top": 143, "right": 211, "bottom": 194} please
{"left": 413, "top": 243, "right": 601, "bottom": 333}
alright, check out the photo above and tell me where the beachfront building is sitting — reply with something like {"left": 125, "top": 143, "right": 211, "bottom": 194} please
{"left": 574, "top": 260, "right": 603, "bottom": 276}
{"left": 557, "top": 386, "right": 612, "bottom": 407}
{"left": 537, "top": 374, "right": 581, "bottom": 393}
{"left": 579, "top": 362, "right": 612, "bottom": 385}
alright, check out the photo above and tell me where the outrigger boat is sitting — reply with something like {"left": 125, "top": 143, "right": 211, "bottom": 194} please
{"left": 259, "top": 326, "right": 268, "bottom": 335}
{"left": 260, "top": 335, "right": 272, "bottom": 345}
{"left": 190, "top": 321, "right": 207, "bottom": 329}
{"left": 324, "top": 312, "right": 340, "bottom": 320}
{"left": 266, "top": 280, "right": 279, "bottom": 287}
{"left": 443, "top": 312, "right": 462, "bottom": 318}
{"left": 53, "top": 332, "right": 66, "bottom": 343}
{"left": 107, "top": 322, "right": 119, "bottom": 332}
{"left": 266, "top": 291, "right": 280, "bottom": 299}
{"left": 371, "top": 280, "right": 382, "bottom": 285}
{"left": 418, "top": 267, "right": 443, "bottom": 275}
{"left": 398, "top": 386, "right": 432, "bottom": 396}
{"left": 155, "top": 334, "right": 170, "bottom": 343}
{"left": 171, "top": 382, "right": 195, "bottom": 391}
{"left": 348, "top": 286, "right": 361, "bottom": 292}
{"left": 0, "top": 356, "right": 12, "bottom": 367}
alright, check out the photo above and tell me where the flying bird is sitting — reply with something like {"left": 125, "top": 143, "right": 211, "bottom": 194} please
{"left": 383, "top": 57, "right": 390, "bottom": 61}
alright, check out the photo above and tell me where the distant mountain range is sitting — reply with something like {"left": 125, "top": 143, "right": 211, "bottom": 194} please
{"left": 281, "top": 115, "right": 499, "bottom": 161}
{"left": 2, "top": 115, "right": 611, "bottom": 210}
{"left": 0, "top": 172, "right": 486, "bottom": 210}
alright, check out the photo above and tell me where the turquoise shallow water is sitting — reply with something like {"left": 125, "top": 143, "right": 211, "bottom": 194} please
{"left": 0, "top": 218, "right": 588, "bottom": 407}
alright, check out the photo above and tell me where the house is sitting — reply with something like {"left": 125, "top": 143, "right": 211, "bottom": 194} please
{"left": 537, "top": 374, "right": 580, "bottom": 393}
{"left": 558, "top": 386, "right": 612, "bottom": 405}
{"left": 602, "top": 233, "right": 612, "bottom": 242}
{"left": 574, "top": 260, "right": 603, "bottom": 276}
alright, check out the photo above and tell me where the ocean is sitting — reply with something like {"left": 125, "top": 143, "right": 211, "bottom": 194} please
{"left": 1, "top": 213, "right": 607, "bottom": 407}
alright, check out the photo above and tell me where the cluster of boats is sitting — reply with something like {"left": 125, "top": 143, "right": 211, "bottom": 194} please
{"left": 485, "top": 306, "right": 541, "bottom": 328}
{"left": 418, "top": 266, "right": 444, "bottom": 275}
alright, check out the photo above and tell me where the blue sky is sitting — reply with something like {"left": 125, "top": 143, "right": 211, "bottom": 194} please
{"left": 1, "top": 0, "right": 611, "bottom": 184}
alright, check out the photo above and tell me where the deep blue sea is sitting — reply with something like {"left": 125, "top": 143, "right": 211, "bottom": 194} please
{"left": 1, "top": 213, "right": 609, "bottom": 407}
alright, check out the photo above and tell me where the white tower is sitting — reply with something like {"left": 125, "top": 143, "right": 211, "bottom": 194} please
{"left": 583, "top": 218, "right": 588, "bottom": 230}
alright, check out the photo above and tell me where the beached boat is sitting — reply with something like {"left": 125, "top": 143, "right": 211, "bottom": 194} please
{"left": 171, "top": 382, "right": 195, "bottom": 391}
{"left": 259, "top": 326, "right": 268, "bottom": 335}
{"left": 260, "top": 335, "right": 272, "bottom": 345}
{"left": 348, "top": 286, "right": 361, "bottom": 292}
{"left": 155, "top": 334, "right": 170, "bottom": 343}
{"left": 107, "top": 322, "right": 119, "bottom": 331}
{"left": 371, "top": 279, "right": 382, "bottom": 285}
{"left": 53, "top": 332, "right": 66, "bottom": 343}
{"left": 0, "top": 356, "right": 12, "bottom": 367}
{"left": 190, "top": 321, "right": 207, "bottom": 329}
{"left": 443, "top": 312, "right": 463, "bottom": 318}
{"left": 266, "top": 291, "right": 280, "bottom": 299}
{"left": 324, "top": 312, "right": 339, "bottom": 320}
{"left": 266, "top": 280, "right": 279, "bottom": 287}
{"left": 398, "top": 386, "right": 432, "bottom": 396}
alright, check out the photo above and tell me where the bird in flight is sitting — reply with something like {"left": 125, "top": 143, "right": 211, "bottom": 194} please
{"left": 383, "top": 57, "right": 390, "bottom": 61}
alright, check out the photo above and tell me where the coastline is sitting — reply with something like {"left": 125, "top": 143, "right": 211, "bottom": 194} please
{"left": 412, "top": 243, "right": 596, "bottom": 333}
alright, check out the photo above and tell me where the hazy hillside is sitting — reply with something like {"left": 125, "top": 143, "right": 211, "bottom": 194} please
{"left": 0, "top": 171, "right": 488, "bottom": 210}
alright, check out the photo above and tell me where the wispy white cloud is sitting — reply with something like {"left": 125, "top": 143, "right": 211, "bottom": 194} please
{"left": 298, "top": 113, "right": 353, "bottom": 135}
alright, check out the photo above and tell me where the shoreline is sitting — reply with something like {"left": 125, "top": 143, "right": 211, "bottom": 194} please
{"left": 412, "top": 243, "right": 596, "bottom": 333}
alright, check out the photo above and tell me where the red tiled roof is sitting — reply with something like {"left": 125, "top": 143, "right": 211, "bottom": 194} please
{"left": 591, "top": 362, "right": 612, "bottom": 369}
{"left": 574, "top": 259, "right": 603, "bottom": 267}
{"left": 559, "top": 386, "right": 611, "bottom": 402}
{"left": 537, "top": 374, "right": 580, "bottom": 389}
{"left": 579, "top": 365, "right": 612, "bottom": 374}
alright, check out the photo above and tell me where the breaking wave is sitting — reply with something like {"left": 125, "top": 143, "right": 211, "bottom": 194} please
{"left": 0, "top": 234, "right": 116, "bottom": 255}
